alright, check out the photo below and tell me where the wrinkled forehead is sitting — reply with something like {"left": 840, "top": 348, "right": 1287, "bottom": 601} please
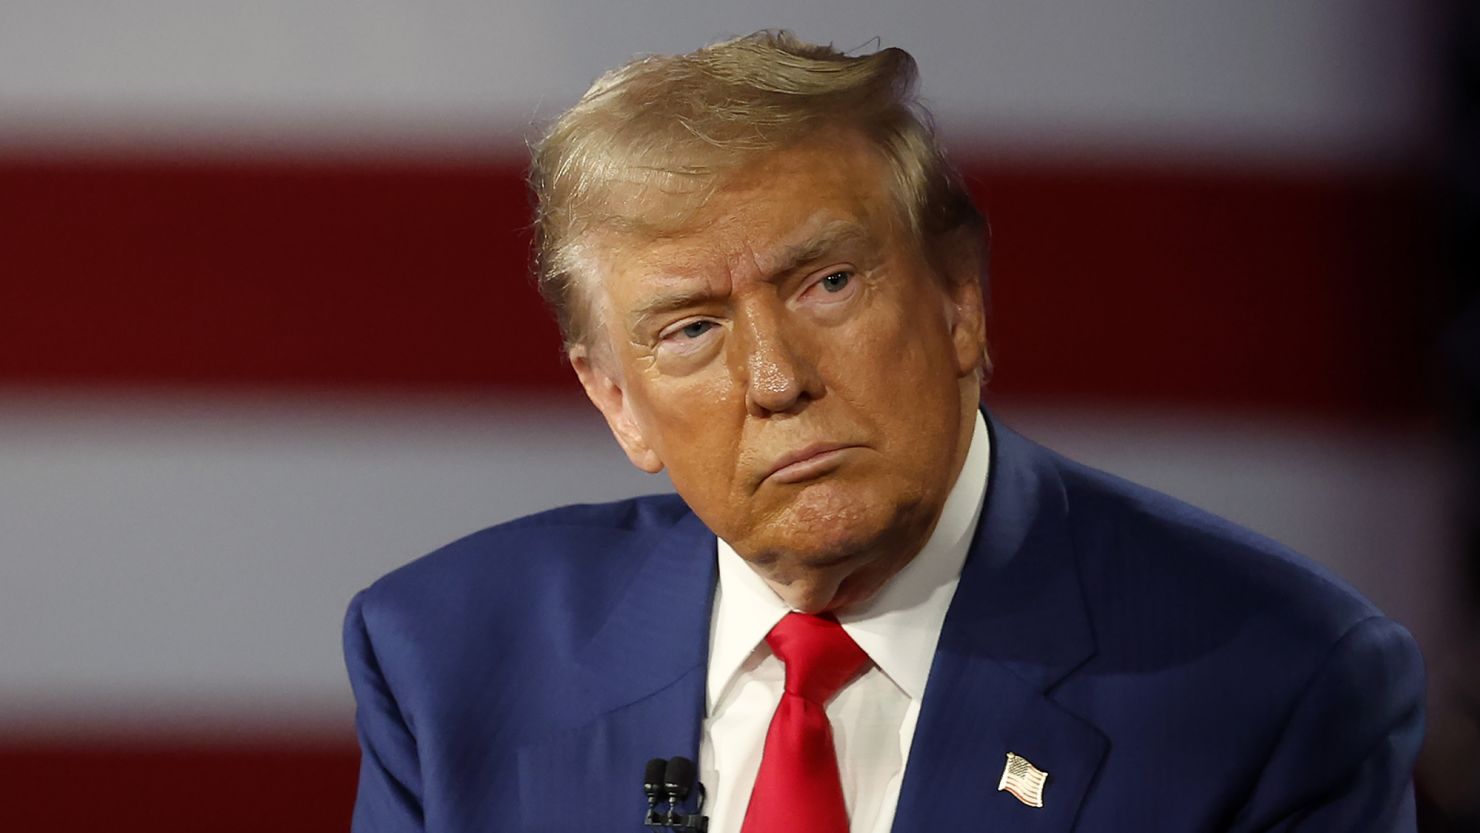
{"left": 592, "top": 138, "right": 900, "bottom": 262}
{"left": 566, "top": 136, "right": 911, "bottom": 347}
{"left": 599, "top": 215, "right": 878, "bottom": 292}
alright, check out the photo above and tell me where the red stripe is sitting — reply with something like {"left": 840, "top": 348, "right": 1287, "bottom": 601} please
{"left": 0, "top": 737, "right": 1446, "bottom": 831}
{"left": 0, "top": 736, "right": 358, "bottom": 832}
{"left": 0, "top": 153, "right": 1437, "bottom": 415}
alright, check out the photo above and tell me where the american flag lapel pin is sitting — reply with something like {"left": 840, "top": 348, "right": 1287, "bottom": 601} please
{"left": 998, "top": 752, "right": 1048, "bottom": 808}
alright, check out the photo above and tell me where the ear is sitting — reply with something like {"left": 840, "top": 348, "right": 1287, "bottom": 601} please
{"left": 936, "top": 229, "right": 990, "bottom": 381}
{"left": 569, "top": 345, "right": 665, "bottom": 474}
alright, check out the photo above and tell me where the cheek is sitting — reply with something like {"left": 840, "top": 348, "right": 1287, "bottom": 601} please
{"left": 829, "top": 292, "right": 955, "bottom": 392}
{"left": 628, "top": 373, "right": 746, "bottom": 483}
{"left": 820, "top": 293, "right": 965, "bottom": 458}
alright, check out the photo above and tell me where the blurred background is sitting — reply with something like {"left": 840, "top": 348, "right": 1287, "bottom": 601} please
{"left": 1, "top": 1, "right": 1476, "bottom": 830}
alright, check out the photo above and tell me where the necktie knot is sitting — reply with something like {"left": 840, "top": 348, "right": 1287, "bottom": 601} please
{"left": 742, "top": 612, "right": 865, "bottom": 833}
{"left": 766, "top": 612, "right": 869, "bottom": 704}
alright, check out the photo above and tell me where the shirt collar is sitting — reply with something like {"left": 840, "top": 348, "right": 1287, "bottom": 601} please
{"left": 706, "top": 411, "right": 991, "bottom": 711}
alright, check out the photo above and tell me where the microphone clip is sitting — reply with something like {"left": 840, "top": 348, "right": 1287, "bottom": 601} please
{"left": 642, "top": 756, "right": 709, "bottom": 832}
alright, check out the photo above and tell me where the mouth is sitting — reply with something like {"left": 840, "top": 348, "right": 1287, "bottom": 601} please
{"left": 764, "top": 442, "right": 862, "bottom": 484}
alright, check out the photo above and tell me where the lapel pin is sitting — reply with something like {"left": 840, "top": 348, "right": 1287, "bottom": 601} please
{"left": 998, "top": 752, "right": 1048, "bottom": 808}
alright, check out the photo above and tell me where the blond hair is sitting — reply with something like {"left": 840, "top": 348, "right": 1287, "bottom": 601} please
{"left": 528, "top": 30, "right": 984, "bottom": 348}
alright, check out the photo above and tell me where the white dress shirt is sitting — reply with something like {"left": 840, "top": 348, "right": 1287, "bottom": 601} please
{"left": 699, "top": 412, "right": 990, "bottom": 833}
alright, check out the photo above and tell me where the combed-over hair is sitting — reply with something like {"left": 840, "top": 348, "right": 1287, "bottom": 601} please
{"left": 529, "top": 30, "right": 985, "bottom": 348}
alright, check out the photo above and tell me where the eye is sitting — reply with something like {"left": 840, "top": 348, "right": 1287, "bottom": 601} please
{"left": 795, "top": 267, "right": 859, "bottom": 311}
{"left": 819, "top": 271, "right": 851, "bottom": 293}
{"left": 678, "top": 320, "right": 715, "bottom": 339}
{"left": 659, "top": 318, "right": 719, "bottom": 344}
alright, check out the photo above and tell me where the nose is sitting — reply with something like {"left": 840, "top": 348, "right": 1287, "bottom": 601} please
{"left": 733, "top": 305, "right": 824, "bottom": 416}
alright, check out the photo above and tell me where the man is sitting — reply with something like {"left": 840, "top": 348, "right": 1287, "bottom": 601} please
{"left": 344, "top": 32, "right": 1425, "bottom": 832}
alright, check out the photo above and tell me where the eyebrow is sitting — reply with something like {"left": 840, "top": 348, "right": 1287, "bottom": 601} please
{"left": 761, "top": 221, "right": 874, "bottom": 277}
{"left": 626, "top": 285, "right": 718, "bottom": 334}
{"left": 624, "top": 221, "right": 876, "bottom": 334}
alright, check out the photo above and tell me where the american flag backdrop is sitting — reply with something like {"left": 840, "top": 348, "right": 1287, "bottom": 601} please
{"left": 0, "top": 3, "right": 1464, "bottom": 830}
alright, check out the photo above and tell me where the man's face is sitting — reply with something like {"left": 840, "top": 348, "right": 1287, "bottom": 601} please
{"left": 573, "top": 136, "right": 986, "bottom": 613}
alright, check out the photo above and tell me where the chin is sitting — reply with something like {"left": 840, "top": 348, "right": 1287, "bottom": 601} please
{"left": 713, "top": 475, "right": 932, "bottom": 604}
{"left": 805, "top": 471, "right": 930, "bottom": 538}
{"left": 742, "top": 487, "right": 902, "bottom": 579}
{"left": 773, "top": 481, "right": 898, "bottom": 560}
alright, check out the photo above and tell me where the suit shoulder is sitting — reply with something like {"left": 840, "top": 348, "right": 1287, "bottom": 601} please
{"left": 496, "top": 491, "right": 696, "bottom": 533}
{"left": 354, "top": 492, "right": 692, "bottom": 625}
{"left": 1030, "top": 441, "right": 1424, "bottom": 785}
{"left": 1047, "top": 447, "right": 1384, "bottom": 647}
{"left": 996, "top": 431, "right": 1427, "bottom": 830}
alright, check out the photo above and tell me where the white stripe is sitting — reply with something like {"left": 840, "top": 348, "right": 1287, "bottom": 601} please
{"left": 0, "top": 393, "right": 1456, "bottom": 733}
{"left": 0, "top": 1, "right": 1437, "bottom": 162}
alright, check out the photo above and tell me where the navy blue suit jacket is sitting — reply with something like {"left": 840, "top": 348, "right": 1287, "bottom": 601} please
{"left": 344, "top": 416, "right": 1425, "bottom": 832}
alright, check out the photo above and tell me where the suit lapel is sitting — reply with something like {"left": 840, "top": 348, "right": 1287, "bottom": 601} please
{"left": 893, "top": 416, "right": 1108, "bottom": 833}
{"left": 517, "top": 509, "right": 718, "bottom": 833}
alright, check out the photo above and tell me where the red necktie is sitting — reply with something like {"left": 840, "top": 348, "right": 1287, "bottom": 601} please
{"left": 740, "top": 612, "right": 870, "bottom": 833}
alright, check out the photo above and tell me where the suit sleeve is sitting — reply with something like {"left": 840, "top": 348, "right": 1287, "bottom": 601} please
{"left": 1228, "top": 615, "right": 1426, "bottom": 833}
{"left": 344, "top": 589, "right": 426, "bottom": 832}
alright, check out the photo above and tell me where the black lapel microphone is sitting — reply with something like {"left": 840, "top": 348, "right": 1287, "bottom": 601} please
{"left": 640, "top": 756, "right": 708, "bottom": 831}
{"left": 643, "top": 758, "right": 669, "bottom": 826}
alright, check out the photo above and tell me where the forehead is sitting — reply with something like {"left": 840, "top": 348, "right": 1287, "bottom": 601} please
{"left": 595, "top": 137, "right": 901, "bottom": 283}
